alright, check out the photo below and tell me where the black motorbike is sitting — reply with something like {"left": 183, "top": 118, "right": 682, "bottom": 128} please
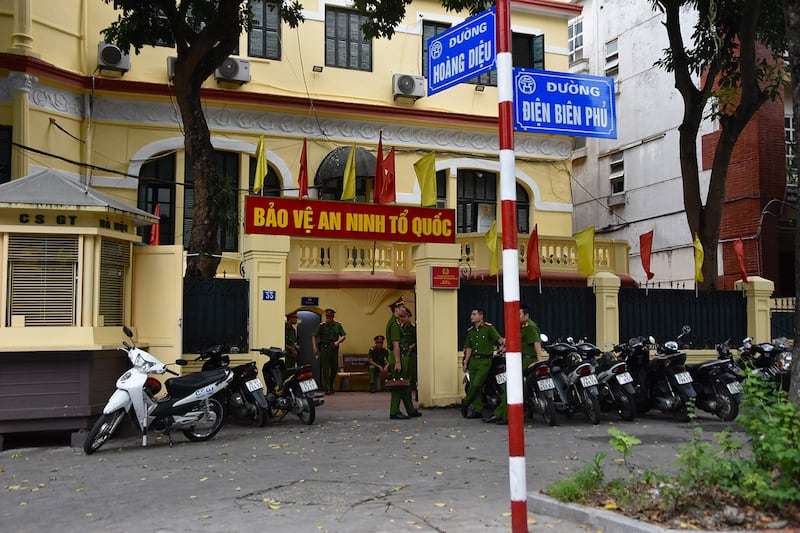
{"left": 523, "top": 359, "right": 558, "bottom": 426}
{"left": 256, "top": 347, "right": 324, "bottom": 425}
{"left": 196, "top": 344, "right": 269, "bottom": 427}
{"left": 736, "top": 337, "right": 793, "bottom": 392}
{"left": 463, "top": 349, "right": 506, "bottom": 417}
{"left": 543, "top": 337, "right": 602, "bottom": 424}
{"left": 684, "top": 338, "right": 743, "bottom": 421}
{"left": 585, "top": 342, "right": 637, "bottom": 421}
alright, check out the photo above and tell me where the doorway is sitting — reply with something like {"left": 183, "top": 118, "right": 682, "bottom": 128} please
{"left": 297, "top": 310, "right": 321, "bottom": 382}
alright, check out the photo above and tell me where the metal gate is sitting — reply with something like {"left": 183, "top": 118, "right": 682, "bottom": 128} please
{"left": 183, "top": 277, "right": 249, "bottom": 354}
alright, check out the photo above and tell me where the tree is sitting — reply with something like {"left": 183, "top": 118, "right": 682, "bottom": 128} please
{"left": 781, "top": 0, "right": 800, "bottom": 408}
{"left": 101, "top": 0, "right": 489, "bottom": 277}
{"left": 651, "top": 0, "right": 787, "bottom": 289}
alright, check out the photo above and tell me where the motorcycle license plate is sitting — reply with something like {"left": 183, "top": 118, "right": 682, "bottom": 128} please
{"left": 727, "top": 381, "right": 743, "bottom": 394}
{"left": 580, "top": 374, "right": 598, "bottom": 387}
{"left": 537, "top": 378, "right": 555, "bottom": 391}
{"left": 616, "top": 372, "right": 633, "bottom": 385}
{"left": 674, "top": 372, "right": 692, "bottom": 385}
{"left": 245, "top": 378, "right": 264, "bottom": 392}
{"left": 299, "top": 379, "right": 318, "bottom": 393}
{"left": 495, "top": 372, "right": 507, "bottom": 385}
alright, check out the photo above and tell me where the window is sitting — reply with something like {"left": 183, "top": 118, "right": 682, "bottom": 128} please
{"left": 138, "top": 153, "right": 176, "bottom": 246}
{"left": 436, "top": 170, "right": 447, "bottom": 208}
{"left": 7, "top": 234, "right": 78, "bottom": 326}
{"left": 184, "top": 151, "right": 240, "bottom": 252}
{"left": 99, "top": 239, "right": 129, "bottom": 327}
{"left": 516, "top": 184, "right": 530, "bottom": 233}
{"left": 470, "top": 33, "right": 544, "bottom": 86}
{"left": 325, "top": 7, "right": 371, "bottom": 71}
{"left": 455, "top": 170, "right": 530, "bottom": 233}
{"left": 422, "top": 21, "right": 450, "bottom": 77}
{"left": 568, "top": 17, "right": 583, "bottom": 64}
{"left": 0, "top": 125, "right": 10, "bottom": 185}
{"left": 609, "top": 151, "right": 624, "bottom": 194}
{"left": 604, "top": 39, "right": 619, "bottom": 79}
{"left": 249, "top": 156, "right": 282, "bottom": 196}
{"left": 785, "top": 115, "right": 797, "bottom": 184}
{"left": 249, "top": 0, "right": 281, "bottom": 60}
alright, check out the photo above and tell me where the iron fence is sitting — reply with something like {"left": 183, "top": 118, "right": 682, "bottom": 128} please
{"left": 770, "top": 297, "right": 796, "bottom": 340}
{"left": 183, "top": 277, "right": 249, "bottom": 354}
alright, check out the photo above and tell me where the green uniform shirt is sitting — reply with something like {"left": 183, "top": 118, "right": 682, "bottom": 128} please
{"left": 315, "top": 321, "right": 346, "bottom": 344}
{"left": 369, "top": 346, "right": 389, "bottom": 366}
{"left": 520, "top": 319, "right": 541, "bottom": 359}
{"left": 285, "top": 324, "right": 298, "bottom": 347}
{"left": 463, "top": 322, "right": 502, "bottom": 355}
{"left": 387, "top": 319, "right": 402, "bottom": 347}
{"left": 400, "top": 322, "right": 416, "bottom": 354}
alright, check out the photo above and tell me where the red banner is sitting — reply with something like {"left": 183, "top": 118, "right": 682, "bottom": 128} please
{"left": 245, "top": 196, "right": 456, "bottom": 244}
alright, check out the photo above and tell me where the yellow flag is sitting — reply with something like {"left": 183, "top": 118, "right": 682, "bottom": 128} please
{"left": 414, "top": 152, "right": 437, "bottom": 207}
{"left": 485, "top": 219, "right": 499, "bottom": 276}
{"left": 574, "top": 226, "right": 595, "bottom": 277}
{"left": 341, "top": 143, "right": 357, "bottom": 200}
{"left": 693, "top": 232, "right": 704, "bottom": 283}
{"left": 254, "top": 136, "right": 267, "bottom": 194}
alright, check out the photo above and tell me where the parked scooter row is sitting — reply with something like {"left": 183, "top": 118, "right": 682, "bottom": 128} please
{"left": 84, "top": 327, "right": 324, "bottom": 454}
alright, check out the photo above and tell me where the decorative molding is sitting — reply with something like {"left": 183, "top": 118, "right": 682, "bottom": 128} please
{"left": 7, "top": 72, "right": 37, "bottom": 94}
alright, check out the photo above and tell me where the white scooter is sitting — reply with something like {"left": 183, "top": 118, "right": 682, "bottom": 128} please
{"left": 83, "top": 326, "right": 234, "bottom": 455}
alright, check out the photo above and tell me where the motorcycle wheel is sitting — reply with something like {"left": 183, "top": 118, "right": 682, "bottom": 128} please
{"left": 616, "top": 388, "right": 637, "bottom": 421}
{"left": 83, "top": 408, "right": 126, "bottom": 455}
{"left": 713, "top": 384, "right": 739, "bottom": 421}
{"left": 296, "top": 395, "right": 316, "bottom": 425}
{"left": 183, "top": 398, "right": 225, "bottom": 442}
{"left": 254, "top": 405, "right": 270, "bottom": 427}
{"left": 581, "top": 388, "right": 602, "bottom": 425}
{"left": 540, "top": 395, "right": 558, "bottom": 427}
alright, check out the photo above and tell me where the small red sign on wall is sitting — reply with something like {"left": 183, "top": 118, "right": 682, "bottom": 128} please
{"left": 431, "top": 266, "right": 460, "bottom": 289}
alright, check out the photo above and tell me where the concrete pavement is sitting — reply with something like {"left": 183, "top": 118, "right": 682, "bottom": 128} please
{"left": 0, "top": 391, "right": 747, "bottom": 533}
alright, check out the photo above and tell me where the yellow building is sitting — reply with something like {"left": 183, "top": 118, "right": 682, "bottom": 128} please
{"left": 0, "top": 0, "right": 630, "bottom": 434}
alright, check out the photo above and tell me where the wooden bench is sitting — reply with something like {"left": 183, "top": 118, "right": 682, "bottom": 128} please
{"left": 335, "top": 354, "right": 378, "bottom": 392}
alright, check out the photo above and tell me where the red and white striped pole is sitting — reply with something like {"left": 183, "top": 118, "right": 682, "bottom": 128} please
{"left": 495, "top": 0, "right": 527, "bottom": 531}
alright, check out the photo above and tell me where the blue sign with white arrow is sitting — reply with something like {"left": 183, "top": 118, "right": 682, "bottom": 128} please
{"left": 427, "top": 8, "right": 496, "bottom": 96}
{"left": 513, "top": 69, "right": 617, "bottom": 139}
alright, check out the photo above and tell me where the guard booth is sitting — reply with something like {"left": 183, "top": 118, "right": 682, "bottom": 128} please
{"left": 0, "top": 169, "right": 184, "bottom": 445}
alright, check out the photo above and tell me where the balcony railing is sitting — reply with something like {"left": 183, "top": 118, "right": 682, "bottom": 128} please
{"left": 287, "top": 234, "right": 630, "bottom": 278}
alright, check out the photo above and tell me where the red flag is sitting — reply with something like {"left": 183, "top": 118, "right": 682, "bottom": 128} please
{"left": 639, "top": 230, "right": 654, "bottom": 280}
{"left": 374, "top": 131, "right": 396, "bottom": 204}
{"left": 298, "top": 138, "right": 308, "bottom": 198}
{"left": 149, "top": 203, "right": 160, "bottom": 246}
{"left": 374, "top": 132, "right": 384, "bottom": 203}
{"left": 733, "top": 238, "right": 748, "bottom": 283}
{"left": 526, "top": 224, "right": 541, "bottom": 281}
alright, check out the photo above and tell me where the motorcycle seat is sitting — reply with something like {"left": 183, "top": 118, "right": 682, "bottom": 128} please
{"left": 165, "top": 369, "right": 228, "bottom": 396}
{"left": 686, "top": 360, "right": 727, "bottom": 372}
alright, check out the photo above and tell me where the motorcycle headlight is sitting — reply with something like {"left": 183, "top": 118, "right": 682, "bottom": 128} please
{"left": 777, "top": 351, "right": 793, "bottom": 371}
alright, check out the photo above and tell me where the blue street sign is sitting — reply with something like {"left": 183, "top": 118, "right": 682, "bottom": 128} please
{"left": 427, "top": 8, "right": 496, "bottom": 96}
{"left": 262, "top": 290, "right": 276, "bottom": 301}
{"left": 513, "top": 69, "right": 617, "bottom": 139}
{"left": 301, "top": 297, "right": 319, "bottom": 306}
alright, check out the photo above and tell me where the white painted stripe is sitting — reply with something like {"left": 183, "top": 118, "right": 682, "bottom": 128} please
{"left": 496, "top": 53, "right": 514, "bottom": 102}
{"left": 505, "top": 352, "right": 524, "bottom": 404}
{"left": 509, "top": 457, "right": 527, "bottom": 500}
{"left": 502, "top": 250, "right": 520, "bottom": 298}
{"left": 500, "top": 151, "right": 516, "bottom": 193}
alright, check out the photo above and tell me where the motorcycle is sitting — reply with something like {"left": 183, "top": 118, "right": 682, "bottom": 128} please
{"left": 619, "top": 326, "right": 697, "bottom": 421}
{"left": 463, "top": 348, "right": 506, "bottom": 417}
{"left": 737, "top": 337, "right": 793, "bottom": 392}
{"left": 585, "top": 342, "right": 637, "bottom": 421}
{"left": 84, "top": 326, "right": 233, "bottom": 455}
{"left": 542, "top": 336, "right": 602, "bottom": 424}
{"left": 683, "top": 339, "right": 743, "bottom": 421}
{"left": 257, "top": 347, "right": 324, "bottom": 425}
{"left": 523, "top": 359, "right": 558, "bottom": 426}
{"left": 196, "top": 344, "right": 269, "bottom": 427}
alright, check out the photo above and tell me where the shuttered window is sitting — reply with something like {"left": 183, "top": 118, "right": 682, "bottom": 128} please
{"left": 99, "top": 239, "right": 129, "bottom": 327}
{"left": 8, "top": 234, "right": 78, "bottom": 326}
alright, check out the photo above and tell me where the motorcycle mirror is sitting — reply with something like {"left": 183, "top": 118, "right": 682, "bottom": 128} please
{"left": 122, "top": 325, "right": 133, "bottom": 339}
{"left": 175, "top": 359, "right": 188, "bottom": 366}
{"left": 681, "top": 325, "right": 691, "bottom": 334}
{"left": 539, "top": 334, "right": 549, "bottom": 343}
{"left": 648, "top": 335, "right": 656, "bottom": 344}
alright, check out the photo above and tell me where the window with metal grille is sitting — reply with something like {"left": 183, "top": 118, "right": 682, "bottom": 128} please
{"left": 785, "top": 115, "right": 796, "bottom": 182}
{"left": 568, "top": 17, "right": 583, "bottom": 64}
{"left": 7, "top": 234, "right": 78, "bottom": 326}
{"left": 249, "top": 0, "right": 281, "bottom": 60}
{"left": 325, "top": 7, "right": 371, "bottom": 71}
{"left": 422, "top": 21, "right": 450, "bottom": 77}
{"left": 468, "top": 33, "right": 544, "bottom": 87}
{"left": 184, "top": 150, "right": 239, "bottom": 252}
{"left": 0, "top": 125, "right": 10, "bottom": 185}
{"left": 99, "top": 239, "right": 129, "bottom": 326}
{"left": 138, "top": 152, "right": 176, "bottom": 245}
{"left": 456, "top": 170, "right": 530, "bottom": 233}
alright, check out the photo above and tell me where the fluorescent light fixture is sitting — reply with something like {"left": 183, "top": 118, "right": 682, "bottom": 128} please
{"left": 475, "top": 85, "right": 485, "bottom": 92}
{"left": 312, "top": 65, "right": 323, "bottom": 73}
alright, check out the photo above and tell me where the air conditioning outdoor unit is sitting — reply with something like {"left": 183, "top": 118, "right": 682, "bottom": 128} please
{"left": 215, "top": 57, "right": 251, "bottom": 84}
{"left": 97, "top": 42, "right": 130, "bottom": 73}
{"left": 392, "top": 73, "right": 426, "bottom": 100}
{"left": 167, "top": 56, "right": 177, "bottom": 80}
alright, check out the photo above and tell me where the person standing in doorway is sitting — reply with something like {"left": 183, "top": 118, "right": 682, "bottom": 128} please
{"left": 387, "top": 302, "right": 421, "bottom": 419}
{"left": 403, "top": 309, "right": 419, "bottom": 401}
{"left": 284, "top": 310, "right": 300, "bottom": 368}
{"left": 462, "top": 308, "right": 505, "bottom": 419}
{"left": 313, "top": 308, "right": 346, "bottom": 395}
{"left": 367, "top": 335, "right": 389, "bottom": 393}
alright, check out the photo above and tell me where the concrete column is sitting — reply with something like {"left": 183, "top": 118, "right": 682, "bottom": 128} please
{"left": 8, "top": 0, "right": 36, "bottom": 54}
{"left": 243, "top": 234, "right": 290, "bottom": 365}
{"left": 81, "top": 235, "right": 96, "bottom": 327}
{"left": 412, "top": 242, "right": 461, "bottom": 407}
{"left": 735, "top": 276, "right": 774, "bottom": 343}
{"left": 590, "top": 271, "right": 621, "bottom": 348}
{"left": 9, "top": 72, "right": 35, "bottom": 179}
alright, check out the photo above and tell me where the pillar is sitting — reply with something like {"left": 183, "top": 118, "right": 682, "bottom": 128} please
{"left": 590, "top": 271, "right": 621, "bottom": 348}
{"left": 412, "top": 242, "right": 461, "bottom": 407}
{"left": 8, "top": 0, "right": 36, "bottom": 55}
{"left": 735, "top": 276, "right": 774, "bottom": 343}
{"left": 9, "top": 72, "right": 35, "bottom": 179}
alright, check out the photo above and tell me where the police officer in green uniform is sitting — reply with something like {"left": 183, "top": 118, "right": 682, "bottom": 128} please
{"left": 387, "top": 303, "right": 422, "bottom": 419}
{"left": 313, "top": 308, "right": 346, "bottom": 394}
{"left": 462, "top": 308, "right": 505, "bottom": 419}
{"left": 486, "top": 303, "right": 543, "bottom": 424}
{"left": 284, "top": 310, "right": 300, "bottom": 368}
{"left": 367, "top": 335, "right": 389, "bottom": 393}
{"left": 403, "top": 309, "right": 419, "bottom": 400}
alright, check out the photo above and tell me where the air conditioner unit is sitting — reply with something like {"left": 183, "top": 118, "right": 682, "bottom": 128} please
{"left": 392, "top": 73, "right": 426, "bottom": 100}
{"left": 167, "top": 56, "right": 177, "bottom": 80}
{"left": 215, "top": 57, "right": 251, "bottom": 84}
{"left": 97, "top": 42, "right": 130, "bottom": 72}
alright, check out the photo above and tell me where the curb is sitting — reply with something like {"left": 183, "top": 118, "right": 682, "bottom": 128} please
{"left": 527, "top": 492, "right": 750, "bottom": 533}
